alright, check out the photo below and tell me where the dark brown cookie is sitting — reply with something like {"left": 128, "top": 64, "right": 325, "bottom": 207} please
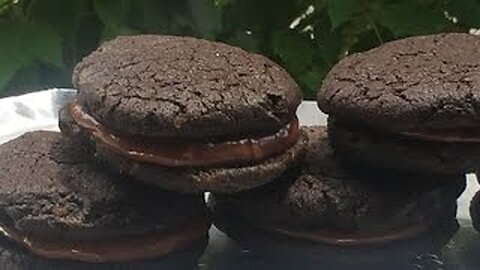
{"left": 210, "top": 126, "right": 465, "bottom": 258}
{"left": 212, "top": 126, "right": 465, "bottom": 233}
{"left": 327, "top": 117, "right": 480, "bottom": 174}
{"left": 318, "top": 33, "right": 480, "bottom": 175}
{"left": 65, "top": 35, "right": 305, "bottom": 193}
{"left": 0, "top": 131, "right": 210, "bottom": 263}
{"left": 211, "top": 195, "right": 458, "bottom": 267}
{"left": 318, "top": 33, "right": 480, "bottom": 131}
{"left": 73, "top": 35, "right": 302, "bottom": 139}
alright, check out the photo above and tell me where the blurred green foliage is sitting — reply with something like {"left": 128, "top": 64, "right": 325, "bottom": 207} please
{"left": 0, "top": 0, "right": 479, "bottom": 98}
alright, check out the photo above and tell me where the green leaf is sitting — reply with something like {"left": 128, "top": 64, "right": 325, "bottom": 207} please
{"left": 272, "top": 31, "right": 314, "bottom": 75}
{"left": 169, "top": 12, "right": 195, "bottom": 35}
{"left": 0, "top": 19, "right": 63, "bottom": 90}
{"left": 129, "top": 0, "right": 197, "bottom": 36}
{"left": 3, "top": 63, "right": 71, "bottom": 97}
{"left": 28, "top": 22, "right": 64, "bottom": 68}
{"left": 27, "top": 0, "right": 88, "bottom": 39}
{"left": 225, "top": 30, "right": 261, "bottom": 52}
{"left": 0, "top": 61, "right": 22, "bottom": 91}
{"left": 446, "top": 0, "right": 480, "bottom": 27}
{"left": 94, "top": 0, "right": 138, "bottom": 40}
{"left": 222, "top": 0, "right": 304, "bottom": 32}
{"left": 349, "top": 26, "right": 392, "bottom": 53}
{"left": 0, "top": 21, "right": 26, "bottom": 90}
{"left": 101, "top": 25, "right": 138, "bottom": 41}
{"left": 95, "top": 0, "right": 130, "bottom": 26}
{"left": 372, "top": 2, "right": 449, "bottom": 37}
{"left": 0, "top": 0, "right": 12, "bottom": 13}
{"left": 214, "top": 0, "right": 230, "bottom": 7}
{"left": 131, "top": 0, "right": 170, "bottom": 31}
{"left": 188, "top": 0, "right": 221, "bottom": 39}
{"left": 0, "top": 0, "right": 10, "bottom": 8}
{"left": 28, "top": 0, "right": 103, "bottom": 68}
{"left": 327, "top": 0, "right": 359, "bottom": 29}
{"left": 130, "top": 0, "right": 167, "bottom": 31}
{"left": 297, "top": 62, "right": 328, "bottom": 99}
{"left": 313, "top": 10, "right": 344, "bottom": 66}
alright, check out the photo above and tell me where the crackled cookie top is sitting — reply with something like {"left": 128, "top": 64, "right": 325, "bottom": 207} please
{"left": 73, "top": 35, "right": 302, "bottom": 139}
{"left": 318, "top": 33, "right": 480, "bottom": 131}
{"left": 0, "top": 131, "right": 207, "bottom": 240}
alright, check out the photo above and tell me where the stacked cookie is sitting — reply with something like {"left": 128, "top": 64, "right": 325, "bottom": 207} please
{"left": 319, "top": 33, "right": 480, "bottom": 175}
{"left": 210, "top": 33, "right": 474, "bottom": 265}
{"left": 0, "top": 32, "right": 475, "bottom": 268}
{"left": 210, "top": 127, "right": 463, "bottom": 265}
{"left": 0, "top": 35, "right": 307, "bottom": 269}
{"left": 0, "top": 132, "right": 210, "bottom": 269}
{"left": 61, "top": 35, "right": 305, "bottom": 194}
{"left": 319, "top": 32, "right": 480, "bottom": 237}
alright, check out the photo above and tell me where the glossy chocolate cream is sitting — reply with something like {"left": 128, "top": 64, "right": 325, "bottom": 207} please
{"left": 0, "top": 219, "right": 210, "bottom": 263}
{"left": 401, "top": 127, "right": 480, "bottom": 143}
{"left": 70, "top": 101, "right": 300, "bottom": 167}
{"left": 258, "top": 222, "right": 429, "bottom": 246}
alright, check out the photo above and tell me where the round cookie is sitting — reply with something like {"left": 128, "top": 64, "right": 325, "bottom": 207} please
{"left": 61, "top": 35, "right": 306, "bottom": 193}
{"left": 0, "top": 131, "right": 210, "bottom": 264}
{"left": 73, "top": 35, "right": 302, "bottom": 139}
{"left": 211, "top": 196, "right": 459, "bottom": 267}
{"left": 318, "top": 33, "right": 480, "bottom": 131}
{"left": 210, "top": 126, "right": 465, "bottom": 261}
{"left": 317, "top": 33, "right": 480, "bottom": 174}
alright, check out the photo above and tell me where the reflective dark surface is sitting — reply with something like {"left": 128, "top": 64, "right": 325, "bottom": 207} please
{"left": 0, "top": 89, "right": 479, "bottom": 270}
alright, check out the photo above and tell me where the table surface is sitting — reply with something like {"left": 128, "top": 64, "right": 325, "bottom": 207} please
{"left": 1, "top": 89, "right": 479, "bottom": 270}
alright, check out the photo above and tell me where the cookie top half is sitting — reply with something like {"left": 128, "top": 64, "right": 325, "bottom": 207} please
{"left": 318, "top": 33, "right": 480, "bottom": 131}
{"left": 73, "top": 35, "right": 302, "bottom": 139}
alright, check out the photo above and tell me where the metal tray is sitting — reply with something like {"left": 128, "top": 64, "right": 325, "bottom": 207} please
{"left": 0, "top": 89, "right": 479, "bottom": 270}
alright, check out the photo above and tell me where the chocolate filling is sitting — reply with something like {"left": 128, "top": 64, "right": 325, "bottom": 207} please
{"left": 256, "top": 222, "right": 429, "bottom": 246}
{"left": 0, "top": 218, "right": 210, "bottom": 263}
{"left": 70, "top": 101, "right": 300, "bottom": 167}
{"left": 400, "top": 128, "right": 480, "bottom": 143}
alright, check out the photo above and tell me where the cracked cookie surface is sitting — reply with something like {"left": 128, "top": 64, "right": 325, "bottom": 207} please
{"left": 0, "top": 131, "right": 207, "bottom": 240}
{"left": 73, "top": 35, "right": 302, "bottom": 140}
{"left": 317, "top": 33, "right": 480, "bottom": 131}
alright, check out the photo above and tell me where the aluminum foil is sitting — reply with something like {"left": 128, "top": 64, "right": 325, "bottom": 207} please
{"left": 0, "top": 89, "right": 478, "bottom": 269}
{"left": 0, "top": 88, "right": 76, "bottom": 143}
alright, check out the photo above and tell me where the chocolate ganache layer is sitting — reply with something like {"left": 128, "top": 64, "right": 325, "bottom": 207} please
{"left": 70, "top": 100, "right": 300, "bottom": 168}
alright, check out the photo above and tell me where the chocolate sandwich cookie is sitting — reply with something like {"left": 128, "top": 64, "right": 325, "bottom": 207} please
{"left": 318, "top": 33, "right": 480, "bottom": 174}
{"left": 211, "top": 199, "right": 458, "bottom": 268}
{"left": 61, "top": 35, "right": 306, "bottom": 193}
{"left": 0, "top": 131, "right": 210, "bottom": 266}
{"left": 210, "top": 126, "right": 464, "bottom": 263}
